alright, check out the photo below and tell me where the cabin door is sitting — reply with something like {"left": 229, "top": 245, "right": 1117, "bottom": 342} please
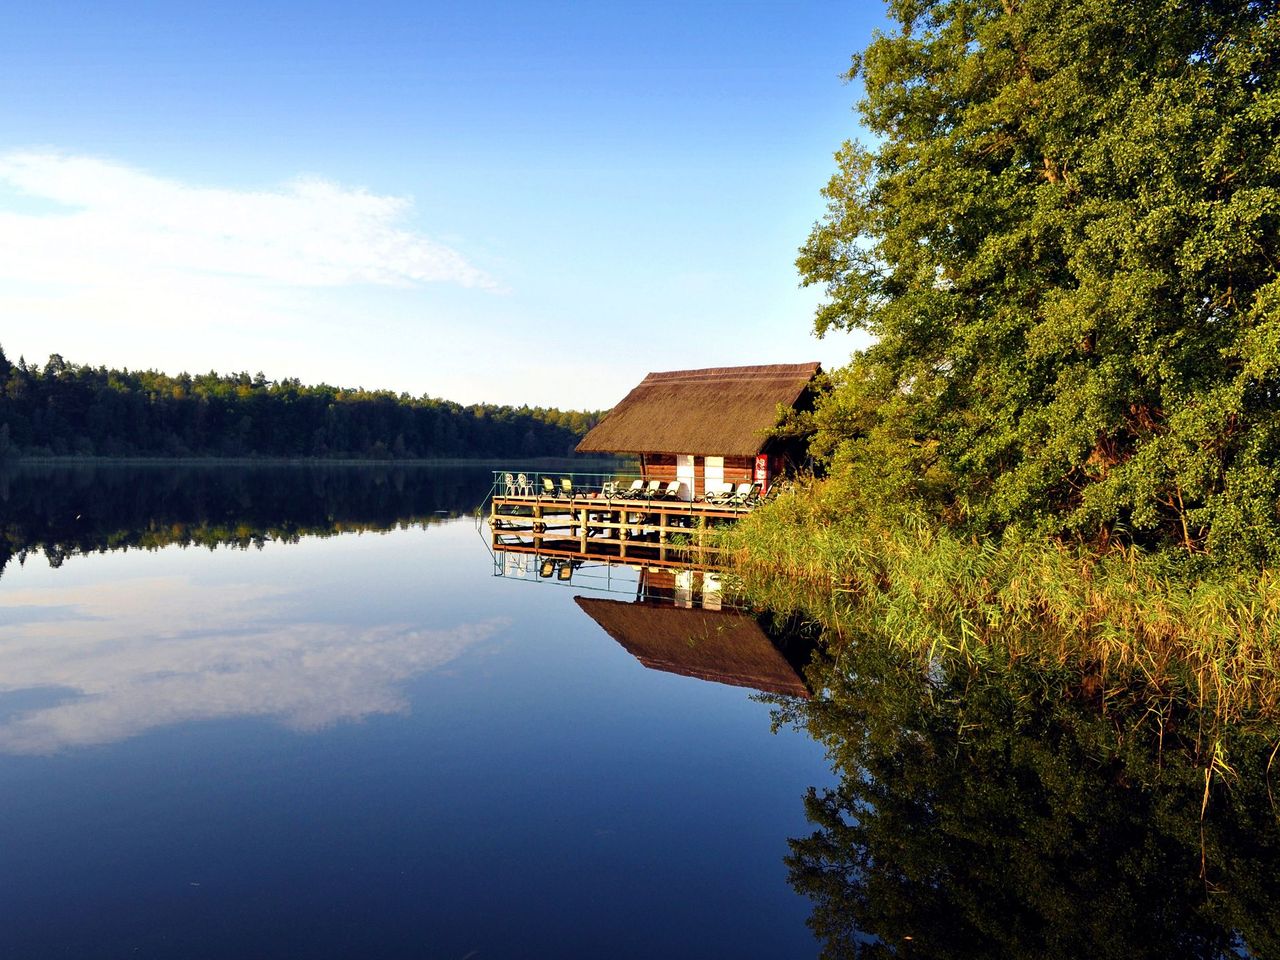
{"left": 704, "top": 456, "right": 724, "bottom": 497}
{"left": 675, "top": 454, "right": 695, "bottom": 501}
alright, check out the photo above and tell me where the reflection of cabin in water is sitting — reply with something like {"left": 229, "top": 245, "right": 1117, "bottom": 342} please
{"left": 574, "top": 592, "right": 810, "bottom": 698}
{"left": 575, "top": 362, "right": 821, "bottom": 499}
{"left": 575, "top": 568, "right": 811, "bottom": 698}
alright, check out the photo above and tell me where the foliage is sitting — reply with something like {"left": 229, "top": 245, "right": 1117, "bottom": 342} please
{"left": 0, "top": 348, "right": 603, "bottom": 460}
{"left": 799, "top": 0, "right": 1280, "bottom": 566}
{"left": 724, "top": 480, "right": 1280, "bottom": 721}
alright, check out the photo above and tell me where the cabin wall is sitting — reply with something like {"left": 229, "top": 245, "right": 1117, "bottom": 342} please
{"left": 723, "top": 456, "right": 754, "bottom": 489}
{"left": 639, "top": 453, "right": 754, "bottom": 497}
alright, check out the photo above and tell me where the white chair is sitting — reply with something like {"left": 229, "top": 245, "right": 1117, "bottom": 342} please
{"left": 703, "top": 482, "right": 734, "bottom": 504}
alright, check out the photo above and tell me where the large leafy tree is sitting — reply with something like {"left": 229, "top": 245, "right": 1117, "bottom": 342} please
{"left": 801, "top": 0, "right": 1280, "bottom": 564}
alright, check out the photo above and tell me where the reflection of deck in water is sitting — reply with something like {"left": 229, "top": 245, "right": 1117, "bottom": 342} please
{"left": 487, "top": 524, "right": 812, "bottom": 697}
{"left": 492, "top": 542, "right": 726, "bottom": 598}
{"left": 488, "top": 543, "right": 811, "bottom": 696}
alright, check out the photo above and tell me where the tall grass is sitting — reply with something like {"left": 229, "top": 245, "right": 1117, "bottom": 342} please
{"left": 724, "top": 479, "right": 1280, "bottom": 723}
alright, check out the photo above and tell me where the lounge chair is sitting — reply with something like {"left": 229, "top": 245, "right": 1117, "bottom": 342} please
{"left": 714, "top": 482, "right": 750, "bottom": 506}
{"left": 658, "top": 480, "right": 683, "bottom": 501}
{"left": 619, "top": 479, "right": 645, "bottom": 499}
{"left": 703, "top": 482, "right": 734, "bottom": 505}
{"left": 559, "top": 477, "right": 575, "bottom": 498}
{"left": 727, "top": 482, "right": 760, "bottom": 507}
{"left": 641, "top": 479, "right": 663, "bottom": 499}
{"left": 541, "top": 477, "right": 556, "bottom": 498}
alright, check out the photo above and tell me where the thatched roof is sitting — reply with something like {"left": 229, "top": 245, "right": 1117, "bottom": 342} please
{"left": 575, "top": 362, "right": 821, "bottom": 456}
{"left": 574, "top": 597, "right": 810, "bottom": 698}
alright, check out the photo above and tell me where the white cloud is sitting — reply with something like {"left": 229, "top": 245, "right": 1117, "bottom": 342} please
{"left": 0, "top": 151, "right": 497, "bottom": 374}
{"left": 0, "top": 151, "right": 493, "bottom": 290}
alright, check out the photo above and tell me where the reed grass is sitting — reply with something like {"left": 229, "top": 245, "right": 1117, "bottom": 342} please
{"left": 723, "top": 479, "right": 1280, "bottom": 723}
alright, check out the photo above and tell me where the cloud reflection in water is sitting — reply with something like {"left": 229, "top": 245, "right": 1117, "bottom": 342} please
{"left": 0, "top": 575, "right": 503, "bottom": 754}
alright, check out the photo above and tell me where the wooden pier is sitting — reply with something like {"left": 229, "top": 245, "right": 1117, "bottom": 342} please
{"left": 488, "top": 491, "right": 752, "bottom": 569}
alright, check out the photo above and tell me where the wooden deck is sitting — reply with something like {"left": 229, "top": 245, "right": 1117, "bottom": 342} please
{"left": 488, "top": 492, "right": 750, "bottom": 569}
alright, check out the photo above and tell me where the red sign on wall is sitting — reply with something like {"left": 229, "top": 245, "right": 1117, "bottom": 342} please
{"left": 754, "top": 454, "right": 769, "bottom": 494}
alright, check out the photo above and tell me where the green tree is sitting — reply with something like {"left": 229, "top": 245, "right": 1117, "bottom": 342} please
{"left": 801, "top": 0, "right": 1280, "bottom": 565}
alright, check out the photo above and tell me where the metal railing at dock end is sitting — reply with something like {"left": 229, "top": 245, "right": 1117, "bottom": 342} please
{"left": 488, "top": 469, "right": 645, "bottom": 502}
{"left": 484, "top": 467, "right": 786, "bottom": 514}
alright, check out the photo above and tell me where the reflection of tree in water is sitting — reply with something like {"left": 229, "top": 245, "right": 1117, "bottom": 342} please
{"left": 771, "top": 633, "right": 1280, "bottom": 959}
{"left": 0, "top": 463, "right": 494, "bottom": 578}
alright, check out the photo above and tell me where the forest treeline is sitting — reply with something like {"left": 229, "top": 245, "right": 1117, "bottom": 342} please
{"left": 0, "top": 348, "right": 603, "bottom": 459}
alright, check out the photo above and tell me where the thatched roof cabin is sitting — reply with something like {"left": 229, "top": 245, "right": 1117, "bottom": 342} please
{"left": 576, "top": 362, "right": 820, "bottom": 457}
{"left": 575, "top": 596, "right": 810, "bottom": 698}
{"left": 575, "top": 362, "right": 820, "bottom": 498}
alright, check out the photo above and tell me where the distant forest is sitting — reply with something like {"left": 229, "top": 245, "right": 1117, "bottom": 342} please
{"left": 0, "top": 348, "right": 604, "bottom": 459}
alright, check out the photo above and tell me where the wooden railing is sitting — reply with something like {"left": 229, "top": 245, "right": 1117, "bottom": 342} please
{"left": 488, "top": 492, "right": 747, "bottom": 569}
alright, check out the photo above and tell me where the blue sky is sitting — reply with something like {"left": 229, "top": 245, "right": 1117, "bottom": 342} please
{"left": 0, "top": 1, "right": 884, "bottom": 408}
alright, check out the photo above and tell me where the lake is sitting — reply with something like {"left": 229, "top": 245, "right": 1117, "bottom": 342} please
{"left": 0, "top": 463, "right": 829, "bottom": 959}
{"left": 3, "top": 463, "right": 1279, "bottom": 959}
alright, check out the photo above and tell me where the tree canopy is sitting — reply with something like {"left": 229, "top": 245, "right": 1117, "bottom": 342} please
{"left": 800, "top": 0, "right": 1280, "bottom": 566}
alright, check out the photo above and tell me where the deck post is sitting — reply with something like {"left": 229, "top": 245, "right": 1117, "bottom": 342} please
{"left": 658, "top": 505, "right": 667, "bottom": 562}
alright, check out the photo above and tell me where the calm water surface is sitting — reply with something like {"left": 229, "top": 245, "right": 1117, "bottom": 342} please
{"left": 0, "top": 464, "right": 829, "bottom": 959}
{"left": 5, "top": 464, "right": 1280, "bottom": 959}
